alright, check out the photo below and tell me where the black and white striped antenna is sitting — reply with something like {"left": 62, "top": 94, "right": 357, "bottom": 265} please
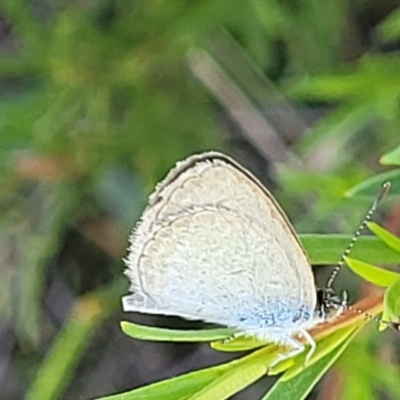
{"left": 325, "top": 181, "right": 391, "bottom": 291}
{"left": 318, "top": 182, "right": 391, "bottom": 319}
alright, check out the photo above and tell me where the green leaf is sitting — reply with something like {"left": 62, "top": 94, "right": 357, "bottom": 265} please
{"left": 105, "top": 321, "right": 364, "bottom": 400}
{"left": 96, "top": 361, "right": 226, "bottom": 400}
{"left": 96, "top": 346, "right": 271, "bottom": 400}
{"left": 367, "top": 222, "right": 400, "bottom": 253}
{"left": 380, "top": 145, "right": 400, "bottom": 166}
{"left": 346, "top": 170, "right": 400, "bottom": 197}
{"left": 345, "top": 257, "right": 400, "bottom": 287}
{"left": 122, "top": 322, "right": 272, "bottom": 352}
{"left": 121, "top": 321, "right": 235, "bottom": 342}
{"left": 384, "top": 275, "right": 400, "bottom": 321}
{"left": 187, "top": 355, "right": 267, "bottom": 400}
{"left": 261, "top": 328, "right": 358, "bottom": 400}
{"left": 376, "top": 8, "right": 400, "bottom": 43}
{"left": 300, "top": 234, "right": 400, "bottom": 265}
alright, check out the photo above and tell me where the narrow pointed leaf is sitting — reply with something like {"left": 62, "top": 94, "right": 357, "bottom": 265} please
{"left": 377, "top": 9, "right": 400, "bottom": 43}
{"left": 384, "top": 275, "right": 400, "bottom": 321}
{"left": 367, "top": 222, "right": 400, "bottom": 253}
{"left": 380, "top": 145, "right": 400, "bottom": 166}
{"left": 121, "top": 321, "right": 235, "bottom": 342}
{"left": 345, "top": 257, "right": 399, "bottom": 287}
{"left": 346, "top": 170, "right": 400, "bottom": 197}
{"left": 96, "top": 363, "right": 230, "bottom": 400}
{"left": 189, "top": 357, "right": 267, "bottom": 400}
{"left": 96, "top": 346, "right": 270, "bottom": 400}
{"left": 300, "top": 235, "right": 400, "bottom": 265}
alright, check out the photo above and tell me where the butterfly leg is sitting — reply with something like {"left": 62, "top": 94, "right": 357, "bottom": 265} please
{"left": 298, "top": 329, "right": 316, "bottom": 365}
{"left": 269, "top": 329, "right": 317, "bottom": 370}
{"left": 268, "top": 336, "right": 305, "bottom": 369}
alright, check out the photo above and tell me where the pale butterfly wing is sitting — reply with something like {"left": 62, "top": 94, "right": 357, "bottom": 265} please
{"left": 123, "top": 152, "right": 317, "bottom": 336}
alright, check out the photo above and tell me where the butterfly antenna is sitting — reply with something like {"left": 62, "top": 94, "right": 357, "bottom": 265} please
{"left": 346, "top": 303, "right": 380, "bottom": 323}
{"left": 325, "top": 182, "right": 391, "bottom": 291}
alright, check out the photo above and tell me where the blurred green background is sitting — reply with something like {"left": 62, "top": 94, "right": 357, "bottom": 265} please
{"left": 2, "top": 0, "right": 400, "bottom": 399}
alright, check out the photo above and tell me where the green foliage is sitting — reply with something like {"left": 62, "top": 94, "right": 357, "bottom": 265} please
{"left": 345, "top": 257, "right": 400, "bottom": 287}
{"left": 97, "top": 324, "right": 360, "bottom": 400}
{"left": 121, "top": 321, "right": 236, "bottom": 343}
{"left": 368, "top": 222, "right": 400, "bottom": 252}
{"left": 300, "top": 234, "right": 400, "bottom": 265}
{"left": 380, "top": 145, "right": 400, "bottom": 166}
{"left": 384, "top": 277, "right": 400, "bottom": 324}
{"left": 376, "top": 8, "right": 400, "bottom": 43}
{"left": 2, "top": 1, "right": 400, "bottom": 400}
{"left": 98, "top": 347, "right": 270, "bottom": 400}
{"left": 347, "top": 170, "right": 400, "bottom": 197}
